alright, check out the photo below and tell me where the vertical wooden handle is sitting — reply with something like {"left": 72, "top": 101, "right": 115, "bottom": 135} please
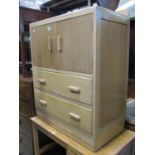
{"left": 57, "top": 35, "right": 62, "bottom": 52}
{"left": 48, "top": 37, "right": 52, "bottom": 52}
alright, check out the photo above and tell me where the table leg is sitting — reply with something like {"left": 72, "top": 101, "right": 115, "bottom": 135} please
{"left": 32, "top": 122, "right": 40, "bottom": 155}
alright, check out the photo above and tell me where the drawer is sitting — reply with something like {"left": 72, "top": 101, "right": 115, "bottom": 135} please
{"left": 19, "top": 99, "right": 34, "bottom": 117}
{"left": 19, "top": 114, "right": 32, "bottom": 137}
{"left": 34, "top": 89, "right": 92, "bottom": 134}
{"left": 33, "top": 69, "right": 92, "bottom": 105}
{"left": 19, "top": 132, "right": 33, "bottom": 155}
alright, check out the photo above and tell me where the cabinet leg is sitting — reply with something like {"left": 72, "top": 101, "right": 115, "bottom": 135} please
{"left": 32, "top": 123, "right": 40, "bottom": 155}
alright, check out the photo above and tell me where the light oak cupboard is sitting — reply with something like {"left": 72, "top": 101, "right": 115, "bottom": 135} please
{"left": 30, "top": 6, "right": 129, "bottom": 151}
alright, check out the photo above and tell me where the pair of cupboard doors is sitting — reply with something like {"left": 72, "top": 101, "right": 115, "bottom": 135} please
{"left": 31, "top": 14, "right": 93, "bottom": 74}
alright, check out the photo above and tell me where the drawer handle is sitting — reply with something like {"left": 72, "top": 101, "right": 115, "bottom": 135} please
{"left": 39, "top": 99, "right": 47, "bottom": 107}
{"left": 57, "top": 35, "right": 62, "bottom": 52}
{"left": 48, "top": 37, "right": 52, "bottom": 52}
{"left": 68, "top": 86, "right": 80, "bottom": 94}
{"left": 37, "top": 79, "right": 46, "bottom": 85}
{"left": 69, "top": 112, "right": 80, "bottom": 121}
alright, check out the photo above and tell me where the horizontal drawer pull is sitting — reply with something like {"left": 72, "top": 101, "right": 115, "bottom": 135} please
{"left": 68, "top": 86, "right": 80, "bottom": 94}
{"left": 37, "top": 79, "right": 46, "bottom": 85}
{"left": 39, "top": 99, "right": 47, "bottom": 107}
{"left": 69, "top": 112, "right": 80, "bottom": 121}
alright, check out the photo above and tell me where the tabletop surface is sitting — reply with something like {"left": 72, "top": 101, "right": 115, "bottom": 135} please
{"left": 31, "top": 116, "right": 135, "bottom": 155}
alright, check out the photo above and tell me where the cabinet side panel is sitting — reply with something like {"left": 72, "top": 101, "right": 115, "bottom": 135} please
{"left": 94, "top": 17, "right": 129, "bottom": 149}
{"left": 98, "top": 20, "right": 128, "bottom": 127}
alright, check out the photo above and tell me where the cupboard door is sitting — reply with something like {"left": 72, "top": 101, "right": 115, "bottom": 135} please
{"left": 56, "top": 14, "right": 93, "bottom": 74}
{"left": 31, "top": 23, "right": 56, "bottom": 68}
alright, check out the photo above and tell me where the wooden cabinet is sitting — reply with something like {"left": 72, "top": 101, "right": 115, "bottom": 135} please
{"left": 30, "top": 6, "right": 129, "bottom": 151}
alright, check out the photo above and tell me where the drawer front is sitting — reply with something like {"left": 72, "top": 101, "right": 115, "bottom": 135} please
{"left": 19, "top": 132, "right": 33, "bottom": 155}
{"left": 34, "top": 89, "right": 92, "bottom": 134}
{"left": 33, "top": 69, "right": 92, "bottom": 105}
{"left": 19, "top": 99, "right": 34, "bottom": 117}
{"left": 19, "top": 114, "right": 32, "bottom": 137}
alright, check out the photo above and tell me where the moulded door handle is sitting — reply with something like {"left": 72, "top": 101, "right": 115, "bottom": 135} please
{"left": 48, "top": 37, "right": 52, "bottom": 52}
{"left": 57, "top": 35, "right": 62, "bottom": 52}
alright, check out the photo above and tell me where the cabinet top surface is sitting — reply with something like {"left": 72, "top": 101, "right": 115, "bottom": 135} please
{"left": 30, "top": 5, "right": 129, "bottom": 27}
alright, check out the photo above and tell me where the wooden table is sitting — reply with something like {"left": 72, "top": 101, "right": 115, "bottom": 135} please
{"left": 31, "top": 116, "right": 135, "bottom": 155}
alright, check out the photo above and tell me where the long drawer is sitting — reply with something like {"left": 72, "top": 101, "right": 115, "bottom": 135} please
{"left": 33, "top": 69, "right": 92, "bottom": 105}
{"left": 34, "top": 89, "right": 92, "bottom": 134}
{"left": 19, "top": 132, "right": 33, "bottom": 155}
